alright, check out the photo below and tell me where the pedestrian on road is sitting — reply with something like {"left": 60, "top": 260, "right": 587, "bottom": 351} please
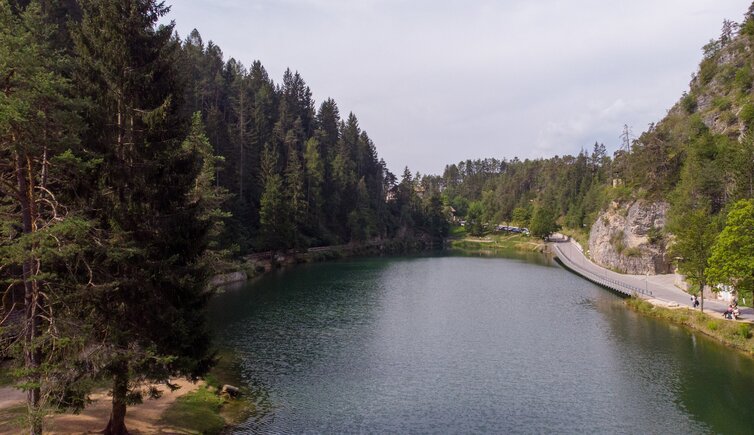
{"left": 692, "top": 295, "right": 699, "bottom": 309}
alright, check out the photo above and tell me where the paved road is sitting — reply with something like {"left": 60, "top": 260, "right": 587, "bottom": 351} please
{"left": 549, "top": 236, "right": 753, "bottom": 321}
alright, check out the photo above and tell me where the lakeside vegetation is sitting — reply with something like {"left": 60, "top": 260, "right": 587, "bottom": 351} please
{"left": 626, "top": 298, "right": 754, "bottom": 355}
{"left": 446, "top": 226, "right": 546, "bottom": 253}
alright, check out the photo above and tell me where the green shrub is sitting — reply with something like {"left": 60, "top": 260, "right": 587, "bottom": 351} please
{"left": 647, "top": 226, "right": 664, "bottom": 245}
{"left": 718, "top": 65, "right": 737, "bottom": 88}
{"left": 735, "top": 65, "right": 753, "bottom": 93}
{"left": 623, "top": 247, "right": 642, "bottom": 257}
{"left": 681, "top": 92, "right": 697, "bottom": 114}
{"left": 738, "top": 323, "right": 752, "bottom": 339}
{"left": 699, "top": 58, "right": 718, "bottom": 85}
{"left": 610, "top": 231, "right": 626, "bottom": 254}
{"left": 742, "top": 19, "right": 754, "bottom": 36}
{"left": 707, "top": 320, "right": 719, "bottom": 331}
{"left": 713, "top": 96, "right": 732, "bottom": 111}
{"left": 740, "top": 103, "right": 754, "bottom": 128}
{"left": 720, "top": 111, "right": 737, "bottom": 126}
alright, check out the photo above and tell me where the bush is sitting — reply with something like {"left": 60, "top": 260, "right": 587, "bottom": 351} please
{"left": 720, "top": 111, "right": 737, "bottom": 126}
{"left": 699, "top": 58, "right": 718, "bottom": 85}
{"left": 740, "top": 103, "right": 754, "bottom": 128}
{"left": 647, "top": 226, "right": 664, "bottom": 245}
{"left": 738, "top": 323, "right": 752, "bottom": 339}
{"left": 681, "top": 92, "right": 697, "bottom": 114}
{"left": 610, "top": 230, "right": 626, "bottom": 254}
{"left": 718, "top": 65, "right": 737, "bottom": 88}
{"left": 707, "top": 320, "right": 719, "bottom": 331}
{"left": 735, "top": 65, "right": 753, "bottom": 93}
{"left": 713, "top": 96, "right": 732, "bottom": 111}
{"left": 623, "top": 247, "right": 642, "bottom": 257}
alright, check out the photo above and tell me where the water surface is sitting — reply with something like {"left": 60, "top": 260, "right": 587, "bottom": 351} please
{"left": 208, "top": 253, "right": 754, "bottom": 434}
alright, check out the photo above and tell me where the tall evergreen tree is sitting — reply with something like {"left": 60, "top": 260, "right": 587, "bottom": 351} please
{"left": 304, "top": 137, "right": 324, "bottom": 235}
{"left": 0, "top": 2, "right": 87, "bottom": 432}
{"left": 72, "top": 1, "right": 214, "bottom": 433}
{"left": 259, "top": 144, "right": 290, "bottom": 249}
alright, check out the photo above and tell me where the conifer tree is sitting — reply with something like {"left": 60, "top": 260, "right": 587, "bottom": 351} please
{"left": 259, "top": 144, "right": 290, "bottom": 249}
{"left": 285, "top": 144, "right": 306, "bottom": 246}
{"left": 304, "top": 137, "right": 324, "bottom": 234}
{"left": 0, "top": 2, "right": 90, "bottom": 432}
{"left": 72, "top": 1, "right": 214, "bottom": 433}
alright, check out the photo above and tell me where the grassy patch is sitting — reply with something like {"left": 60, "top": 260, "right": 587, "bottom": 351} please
{"left": 161, "top": 387, "right": 226, "bottom": 435}
{"left": 448, "top": 233, "right": 543, "bottom": 253}
{"left": 160, "top": 350, "right": 259, "bottom": 434}
{"left": 625, "top": 298, "right": 754, "bottom": 355}
{"left": 448, "top": 225, "right": 468, "bottom": 238}
{"left": 623, "top": 247, "right": 642, "bottom": 257}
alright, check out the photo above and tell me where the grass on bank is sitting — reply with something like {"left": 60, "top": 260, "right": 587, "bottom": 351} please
{"left": 448, "top": 227, "right": 545, "bottom": 253}
{"left": 161, "top": 386, "right": 225, "bottom": 434}
{"left": 161, "top": 352, "right": 256, "bottom": 434}
{"left": 626, "top": 298, "right": 754, "bottom": 353}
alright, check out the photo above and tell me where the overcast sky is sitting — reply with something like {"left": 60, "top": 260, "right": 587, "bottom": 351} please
{"left": 166, "top": 0, "right": 747, "bottom": 175}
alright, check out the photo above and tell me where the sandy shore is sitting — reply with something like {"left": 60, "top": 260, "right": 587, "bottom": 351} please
{"left": 0, "top": 379, "right": 201, "bottom": 434}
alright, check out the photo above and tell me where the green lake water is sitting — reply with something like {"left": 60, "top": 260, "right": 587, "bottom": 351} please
{"left": 208, "top": 252, "right": 754, "bottom": 434}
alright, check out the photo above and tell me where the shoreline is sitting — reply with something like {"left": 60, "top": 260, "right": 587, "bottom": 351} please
{"left": 209, "top": 236, "right": 445, "bottom": 290}
{"left": 548, "top": 237, "right": 754, "bottom": 358}
{"left": 626, "top": 297, "right": 754, "bottom": 357}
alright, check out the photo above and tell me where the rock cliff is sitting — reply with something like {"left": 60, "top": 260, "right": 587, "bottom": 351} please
{"left": 588, "top": 200, "right": 672, "bottom": 274}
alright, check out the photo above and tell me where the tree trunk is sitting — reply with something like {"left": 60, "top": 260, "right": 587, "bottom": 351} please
{"left": 700, "top": 281, "right": 705, "bottom": 313}
{"left": 15, "top": 150, "right": 43, "bottom": 435}
{"left": 103, "top": 366, "right": 130, "bottom": 435}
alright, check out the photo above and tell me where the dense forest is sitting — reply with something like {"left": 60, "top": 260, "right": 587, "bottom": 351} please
{"left": 0, "top": 0, "right": 445, "bottom": 433}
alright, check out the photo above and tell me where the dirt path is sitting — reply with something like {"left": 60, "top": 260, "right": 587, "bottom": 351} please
{"left": 0, "top": 387, "right": 25, "bottom": 410}
{"left": 0, "top": 380, "right": 201, "bottom": 434}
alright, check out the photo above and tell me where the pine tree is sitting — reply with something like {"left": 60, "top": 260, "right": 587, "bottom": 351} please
{"left": 285, "top": 144, "right": 306, "bottom": 246}
{"left": 259, "top": 144, "right": 290, "bottom": 249}
{"left": 72, "top": 1, "right": 215, "bottom": 433}
{"left": 0, "top": 2, "right": 89, "bottom": 432}
{"left": 304, "top": 137, "right": 324, "bottom": 234}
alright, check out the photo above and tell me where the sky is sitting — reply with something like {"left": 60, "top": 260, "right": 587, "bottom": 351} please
{"left": 166, "top": 0, "right": 747, "bottom": 175}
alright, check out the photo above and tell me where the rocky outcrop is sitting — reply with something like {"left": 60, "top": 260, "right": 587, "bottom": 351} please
{"left": 588, "top": 200, "right": 671, "bottom": 274}
{"left": 207, "top": 271, "right": 248, "bottom": 289}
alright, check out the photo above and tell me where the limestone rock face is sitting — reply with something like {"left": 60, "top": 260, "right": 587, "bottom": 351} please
{"left": 207, "top": 271, "right": 247, "bottom": 289}
{"left": 588, "top": 200, "right": 671, "bottom": 275}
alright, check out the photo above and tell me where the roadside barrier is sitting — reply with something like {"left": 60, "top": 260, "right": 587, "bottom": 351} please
{"left": 552, "top": 242, "right": 653, "bottom": 297}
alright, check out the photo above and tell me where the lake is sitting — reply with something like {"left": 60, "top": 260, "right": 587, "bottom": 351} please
{"left": 208, "top": 253, "right": 754, "bottom": 434}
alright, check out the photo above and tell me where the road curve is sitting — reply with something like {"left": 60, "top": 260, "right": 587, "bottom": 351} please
{"left": 549, "top": 236, "right": 753, "bottom": 321}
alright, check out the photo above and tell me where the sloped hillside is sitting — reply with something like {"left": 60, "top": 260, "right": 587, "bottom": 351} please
{"left": 589, "top": 5, "right": 754, "bottom": 275}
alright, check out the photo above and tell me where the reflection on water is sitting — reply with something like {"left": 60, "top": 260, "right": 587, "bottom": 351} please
{"left": 208, "top": 253, "right": 754, "bottom": 434}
